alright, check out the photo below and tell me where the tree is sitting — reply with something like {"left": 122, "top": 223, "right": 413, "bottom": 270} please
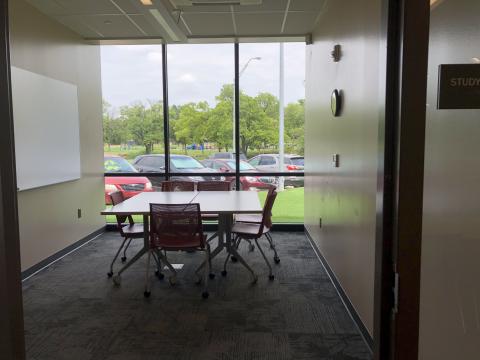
{"left": 103, "top": 100, "right": 128, "bottom": 150}
{"left": 173, "top": 102, "right": 210, "bottom": 152}
{"left": 284, "top": 99, "right": 305, "bottom": 154}
{"left": 121, "top": 101, "right": 163, "bottom": 154}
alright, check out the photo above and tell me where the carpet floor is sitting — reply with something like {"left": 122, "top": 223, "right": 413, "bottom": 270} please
{"left": 22, "top": 231, "right": 372, "bottom": 360}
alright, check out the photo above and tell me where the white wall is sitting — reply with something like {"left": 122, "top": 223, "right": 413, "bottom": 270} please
{"left": 419, "top": 1, "right": 480, "bottom": 358}
{"left": 304, "top": 0, "right": 383, "bottom": 335}
{"left": 9, "top": 0, "right": 105, "bottom": 271}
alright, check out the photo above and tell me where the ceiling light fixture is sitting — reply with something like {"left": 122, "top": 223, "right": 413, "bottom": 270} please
{"left": 149, "top": 9, "right": 180, "bottom": 42}
{"left": 140, "top": 0, "right": 153, "bottom": 5}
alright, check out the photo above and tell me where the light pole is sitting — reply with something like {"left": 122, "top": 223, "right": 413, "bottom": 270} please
{"left": 278, "top": 43, "right": 285, "bottom": 191}
{"left": 232, "top": 56, "right": 261, "bottom": 153}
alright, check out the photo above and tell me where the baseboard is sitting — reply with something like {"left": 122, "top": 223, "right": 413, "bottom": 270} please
{"left": 21, "top": 226, "right": 105, "bottom": 281}
{"left": 304, "top": 228, "right": 374, "bottom": 353}
{"left": 105, "top": 223, "right": 304, "bottom": 232}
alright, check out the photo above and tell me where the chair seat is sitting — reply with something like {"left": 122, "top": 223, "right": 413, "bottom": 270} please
{"left": 235, "top": 214, "right": 262, "bottom": 224}
{"left": 232, "top": 222, "right": 270, "bottom": 237}
{"left": 121, "top": 223, "right": 144, "bottom": 237}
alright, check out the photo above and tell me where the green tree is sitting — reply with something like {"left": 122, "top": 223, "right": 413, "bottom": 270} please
{"left": 173, "top": 102, "right": 210, "bottom": 153}
{"left": 103, "top": 100, "right": 128, "bottom": 150}
{"left": 284, "top": 99, "right": 305, "bottom": 155}
{"left": 121, "top": 101, "right": 163, "bottom": 154}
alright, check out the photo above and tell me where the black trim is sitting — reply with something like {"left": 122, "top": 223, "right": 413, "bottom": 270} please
{"left": 234, "top": 43, "right": 241, "bottom": 190}
{"left": 305, "top": 228, "right": 374, "bottom": 353}
{"left": 104, "top": 172, "right": 304, "bottom": 177}
{"left": 162, "top": 43, "right": 170, "bottom": 179}
{"left": 21, "top": 227, "right": 105, "bottom": 281}
{"left": 106, "top": 223, "right": 303, "bottom": 232}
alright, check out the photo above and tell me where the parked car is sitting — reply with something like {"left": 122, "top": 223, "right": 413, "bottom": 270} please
{"left": 248, "top": 154, "right": 304, "bottom": 187}
{"left": 132, "top": 154, "right": 224, "bottom": 188}
{"left": 104, "top": 156, "right": 152, "bottom": 204}
{"left": 208, "top": 152, "right": 247, "bottom": 161}
{"left": 202, "top": 159, "right": 276, "bottom": 190}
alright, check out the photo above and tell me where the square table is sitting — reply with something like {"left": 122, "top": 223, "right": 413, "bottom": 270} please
{"left": 101, "top": 190, "right": 263, "bottom": 283}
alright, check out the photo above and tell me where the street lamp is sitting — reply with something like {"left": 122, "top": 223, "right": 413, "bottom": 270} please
{"left": 232, "top": 56, "right": 261, "bottom": 153}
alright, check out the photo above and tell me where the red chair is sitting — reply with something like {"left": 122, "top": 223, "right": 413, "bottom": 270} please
{"left": 144, "top": 203, "right": 211, "bottom": 299}
{"left": 107, "top": 191, "right": 144, "bottom": 278}
{"left": 161, "top": 180, "right": 195, "bottom": 192}
{"left": 197, "top": 180, "right": 232, "bottom": 191}
{"left": 234, "top": 185, "right": 280, "bottom": 263}
{"left": 226, "top": 189, "right": 278, "bottom": 280}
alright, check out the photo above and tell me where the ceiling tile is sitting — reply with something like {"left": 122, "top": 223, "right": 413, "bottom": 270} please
{"left": 235, "top": 13, "right": 284, "bottom": 35}
{"left": 283, "top": 11, "right": 319, "bottom": 34}
{"left": 235, "top": 0, "right": 288, "bottom": 12}
{"left": 182, "top": 13, "right": 234, "bottom": 36}
{"left": 289, "top": 0, "right": 327, "bottom": 12}
{"left": 77, "top": 14, "right": 148, "bottom": 38}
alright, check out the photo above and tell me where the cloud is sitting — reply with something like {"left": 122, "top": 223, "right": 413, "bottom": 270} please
{"left": 178, "top": 73, "right": 196, "bottom": 83}
{"left": 147, "top": 51, "right": 163, "bottom": 63}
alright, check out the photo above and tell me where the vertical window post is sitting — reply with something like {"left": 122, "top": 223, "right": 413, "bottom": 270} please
{"left": 162, "top": 43, "right": 170, "bottom": 180}
{"left": 234, "top": 43, "right": 240, "bottom": 190}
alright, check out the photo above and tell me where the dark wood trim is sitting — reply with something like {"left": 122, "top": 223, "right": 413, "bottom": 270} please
{"left": 21, "top": 227, "right": 106, "bottom": 281}
{"left": 0, "top": 0, "right": 25, "bottom": 357}
{"left": 305, "top": 229, "right": 374, "bottom": 353}
{"left": 391, "top": 1, "right": 430, "bottom": 359}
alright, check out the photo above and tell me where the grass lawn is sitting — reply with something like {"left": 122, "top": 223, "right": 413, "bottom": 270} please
{"left": 105, "top": 187, "right": 304, "bottom": 224}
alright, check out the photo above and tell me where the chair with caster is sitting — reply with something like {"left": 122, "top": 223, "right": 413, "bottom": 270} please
{"left": 227, "top": 189, "right": 278, "bottom": 280}
{"left": 107, "top": 191, "right": 145, "bottom": 278}
{"left": 144, "top": 203, "right": 211, "bottom": 299}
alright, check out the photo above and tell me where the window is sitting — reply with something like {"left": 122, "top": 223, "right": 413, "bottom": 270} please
{"left": 259, "top": 156, "right": 276, "bottom": 166}
{"left": 171, "top": 156, "right": 205, "bottom": 170}
{"left": 249, "top": 156, "right": 260, "bottom": 166}
{"left": 104, "top": 156, "right": 137, "bottom": 173}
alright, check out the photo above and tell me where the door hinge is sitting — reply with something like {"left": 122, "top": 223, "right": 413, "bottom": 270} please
{"left": 393, "top": 272, "right": 399, "bottom": 314}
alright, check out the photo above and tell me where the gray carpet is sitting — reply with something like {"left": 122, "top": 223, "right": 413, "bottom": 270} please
{"left": 22, "top": 231, "right": 372, "bottom": 360}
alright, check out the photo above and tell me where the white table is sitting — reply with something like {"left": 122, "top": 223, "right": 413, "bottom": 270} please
{"left": 101, "top": 191, "right": 263, "bottom": 281}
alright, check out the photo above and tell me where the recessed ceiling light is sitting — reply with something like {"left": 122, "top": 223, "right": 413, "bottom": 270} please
{"left": 140, "top": 0, "right": 153, "bottom": 5}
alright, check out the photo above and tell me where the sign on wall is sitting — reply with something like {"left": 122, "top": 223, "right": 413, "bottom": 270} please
{"left": 438, "top": 64, "right": 480, "bottom": 109}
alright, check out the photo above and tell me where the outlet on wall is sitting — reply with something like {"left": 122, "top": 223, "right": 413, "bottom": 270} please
{"left": 77, "top": 208, "right": 82, "bottom": 219}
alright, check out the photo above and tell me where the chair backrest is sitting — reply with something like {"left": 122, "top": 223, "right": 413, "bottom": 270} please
{"left": 161, "top": 180, "right": 195, "bottom": 192}
{"left": 197, "top": 180, "right": 232, "bottom": 191}
{"left": 149, "top": 203, "right": 204, "bottom": 249}
{"left": 259, "top": 189, "right": 277, "bottom": 235}
{"left": 109, "top": 191, "right": 134, "bottom": 235}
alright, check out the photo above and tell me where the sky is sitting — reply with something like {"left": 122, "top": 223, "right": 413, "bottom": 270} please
{"left": 100, "top": 42, "right": 305, "bottom": 114}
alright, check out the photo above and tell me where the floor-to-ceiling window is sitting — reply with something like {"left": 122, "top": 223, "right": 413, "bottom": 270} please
{"left": 101, "top": 42, "right": 305, "bottom": 224}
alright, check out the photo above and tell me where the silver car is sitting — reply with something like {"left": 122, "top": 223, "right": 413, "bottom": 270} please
{"left": 248, "top": 154, "right": 304, "bottom": 187}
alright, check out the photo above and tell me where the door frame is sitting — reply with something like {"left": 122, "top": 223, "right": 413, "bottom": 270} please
{"left": 0, "top": 0, "right": 25, "bottom": 359}
{"left": 374, "top": 0, "right": 430, "bottom": 359}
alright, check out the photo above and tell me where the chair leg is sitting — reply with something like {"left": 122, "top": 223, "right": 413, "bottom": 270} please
{"left": 144, "top": 250, "right": 152, "bottom": 297}
{"left": 121, "top": 238, "right": 133, "bottom": 262}
{"left": 207, "top": 232, "right": 218, "bottom": 243}
{"left": 266, "top": 232, "right": 280, "bottom": 263}
{"left": 108, "top": 236, "right": 128, "bottom": 277}
{"left": 222, "top": 251, "right": 232, "bottom": 276}
{"left": 202, "top": 245, "right": 210, "bottom": 298}
{"left": 255, "top": 237, "right": 274, "bottom": 280}
{"left": 157, "top": 250, "right": 177, "bottom": 285}
{"left": 153, "top": 250, "right": 164, "bottom": 279}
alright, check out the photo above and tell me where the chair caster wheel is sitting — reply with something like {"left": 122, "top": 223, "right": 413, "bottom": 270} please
{"left": 202, "top": 292, "right": 209, "bottom": 299}
{"left": 113, "top": 275, "right": 121, "bottom": 286}
{"left": 231, "top": 256, "right": 238, "bottom": 262}
{"left": 107, "top": 272, "right": 113, "bottom": 278}
{"left": 121, "top": 256, "right": 127, "bottom": 262}
{"left": 221, "top": 270, "right": 227, "bottom": 277}
{"left": 155, "top": 270, "right": 165, "bottom": 280}
{"left": 269, "top": 274, "right": 275, "bottom": 281}
{"left": 274, "top": 256, "right": 280, "bottom": 264}
{"left": 144, "top": 291, "right": 151, "bottom": 298}
{"left": 169, "top": 276, "right": 177, "bottom": 286}
{"left": 249, "top": 244, "right": 255, "bottom": 252}
{"left": 209, "top": 273, "right": 215, "bottom": 279}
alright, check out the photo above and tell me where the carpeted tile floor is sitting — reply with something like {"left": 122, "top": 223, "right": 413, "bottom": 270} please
{"left": 22, "top": 232, "right": 372, "bottom": 360}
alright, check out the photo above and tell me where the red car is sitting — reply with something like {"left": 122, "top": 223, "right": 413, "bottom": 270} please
{"left": 201, "top": 159, "right": 275, "bottom": 190}
{"left": 104, "top": 156, "right": 152, "bottom": 204}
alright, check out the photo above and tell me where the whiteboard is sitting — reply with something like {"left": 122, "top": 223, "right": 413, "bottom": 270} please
{"left": 11, "top": 67, "right": 81, "bottom": 191}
